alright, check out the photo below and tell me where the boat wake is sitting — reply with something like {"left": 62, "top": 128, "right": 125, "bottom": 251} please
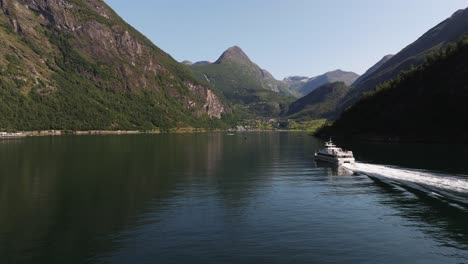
{"left": 342, "top": 162, "right": 468, "bottom": 207}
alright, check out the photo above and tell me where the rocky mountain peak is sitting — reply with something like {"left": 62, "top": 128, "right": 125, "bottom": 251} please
{"left": 215, "top": 45, "right": 252, "bottom": 65}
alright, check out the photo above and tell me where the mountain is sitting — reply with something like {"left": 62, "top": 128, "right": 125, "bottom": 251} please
{"left": 352, "top": 55, "right": 393, "bottom": 87}
{"left": 289, "top": 70, "right": 359, "bottom": 97}
{"left": 215, "top": 46, "right": 251, "bottom": 65}
{"left": 181, "top": 60, "right": 211, "bottom": 66}
{"left": 283, "top": 76, "right": 313, "bottom": 95}
{"left": 0, "top": 0, "right": 227, "bottom": 131}
{"left": 287, "top": 82, "right": 349, "bottom": 120}
{"left": 193, "top": 61, "right": 211, "bottom": 66}
{"left": 318, "top": 36, "right": 468, "bottom": 142}
{"left": 190, "top": 46, "right": 295, "bottom": 117}
{"left": 283, "top": 76, "right": 310, "bottom": 86}
{"left": 344, "top": 7, "right": 468, "bottom": 105}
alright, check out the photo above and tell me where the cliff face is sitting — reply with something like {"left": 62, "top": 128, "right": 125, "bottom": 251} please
{"left": 186, "top": 82, "right": 224, "bottom": 118}
{"left": 0, "top": 0, "right": 225, "bottom": 130}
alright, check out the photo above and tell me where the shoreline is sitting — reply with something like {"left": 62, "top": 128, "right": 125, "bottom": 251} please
{"left": 0, "top": 129, "right": 304, "bottom": 139}
{"left": 2, "top": 130, "right": 458, "bottom": 144}
{"left": 1, "top": 130, "right": 146, "bottom": 138}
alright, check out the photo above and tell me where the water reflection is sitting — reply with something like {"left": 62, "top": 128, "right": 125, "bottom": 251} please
{"left": 1, "top": 134, "right": 468, "bottom": 263}
{"left": 369, "top": 175, "right": 468, "bottom": 252}
{"left": 0, "top": 135, "right": 228, "bottom": 263}
{"left": 0, "top": 133, "right": 310, "bottom": 263}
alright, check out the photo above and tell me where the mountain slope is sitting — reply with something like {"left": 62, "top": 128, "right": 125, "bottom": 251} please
{"left": 190, "top": 46, "right": 295, "bottom": 117}
{"left": 287, "top": 82, "right": 349, "bottom": 120}
{"left": 345, "top": 7, "right": 468, "bottom": 104}
{"left": 0, "top": 0, "right": 226, "bottom": 131}
{"left": 319, "top": 36, "right": 468, "bottom": 142}
{"left": 289, "top": 70, "right": 359, "bottom": 97}
{"left": 352, "top": 55, "right": 393, "bottom": 87}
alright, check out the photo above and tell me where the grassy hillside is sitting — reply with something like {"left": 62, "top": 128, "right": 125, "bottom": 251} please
{"left": 318, "top": 36, "right": 468, "bottom": 142}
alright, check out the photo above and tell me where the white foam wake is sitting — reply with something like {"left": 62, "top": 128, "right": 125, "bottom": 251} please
{"left": 343, "top": 163, "right": 468, "bottom": 193}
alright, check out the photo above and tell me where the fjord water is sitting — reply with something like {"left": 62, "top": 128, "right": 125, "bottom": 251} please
{"left": 1, "top": 133, "right": 468, "bottom": 263}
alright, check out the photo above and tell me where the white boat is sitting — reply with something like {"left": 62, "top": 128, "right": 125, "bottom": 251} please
{"left": 314, "top": 139, "right": 355, "bottom": 165}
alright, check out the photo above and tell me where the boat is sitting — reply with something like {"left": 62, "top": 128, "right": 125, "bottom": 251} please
{"left": 314, "top": 139, "right": 355, "bottom": 165}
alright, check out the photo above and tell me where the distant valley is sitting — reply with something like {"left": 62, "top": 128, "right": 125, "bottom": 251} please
{"left": 186, "top": 47, "right": 360, "bottom": 120}
{"left": 285, "top": 70, "right": 359, "bottom": 97}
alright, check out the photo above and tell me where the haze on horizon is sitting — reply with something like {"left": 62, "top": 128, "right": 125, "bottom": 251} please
{"left": 104, "top": 0, "right": 467, "bottom": 79}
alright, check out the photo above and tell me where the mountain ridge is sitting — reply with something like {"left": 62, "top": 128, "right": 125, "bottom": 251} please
{"left": 352, "top": 55, "right": 393, "bottom": 88}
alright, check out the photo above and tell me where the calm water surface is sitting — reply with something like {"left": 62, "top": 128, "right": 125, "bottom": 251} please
{"left": 1, "top": 133, "right": 468, "bottom": 263}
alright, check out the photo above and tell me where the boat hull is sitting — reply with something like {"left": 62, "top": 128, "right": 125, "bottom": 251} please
{"left": 314, "top": 154, "right": 355, "bottom": 165}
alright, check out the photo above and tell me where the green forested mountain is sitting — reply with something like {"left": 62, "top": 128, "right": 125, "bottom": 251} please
{"left": 342, "top": 7, "right": 468, "bottom": 109}
{"left": 0, "top": 0, "right": 228, "bottom": 131}
{"left": 287, "top": 82, "right": 349, "bottom": 120}
{"left": 190, "top": 46, "right": 295, "bottom": 117}
{"left": 318, "top": 36, "right": 468, "bottom": 142}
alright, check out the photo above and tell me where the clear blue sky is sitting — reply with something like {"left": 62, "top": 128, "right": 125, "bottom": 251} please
{"left": 104, "top": 0, "right": 467, "bottom": 79}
